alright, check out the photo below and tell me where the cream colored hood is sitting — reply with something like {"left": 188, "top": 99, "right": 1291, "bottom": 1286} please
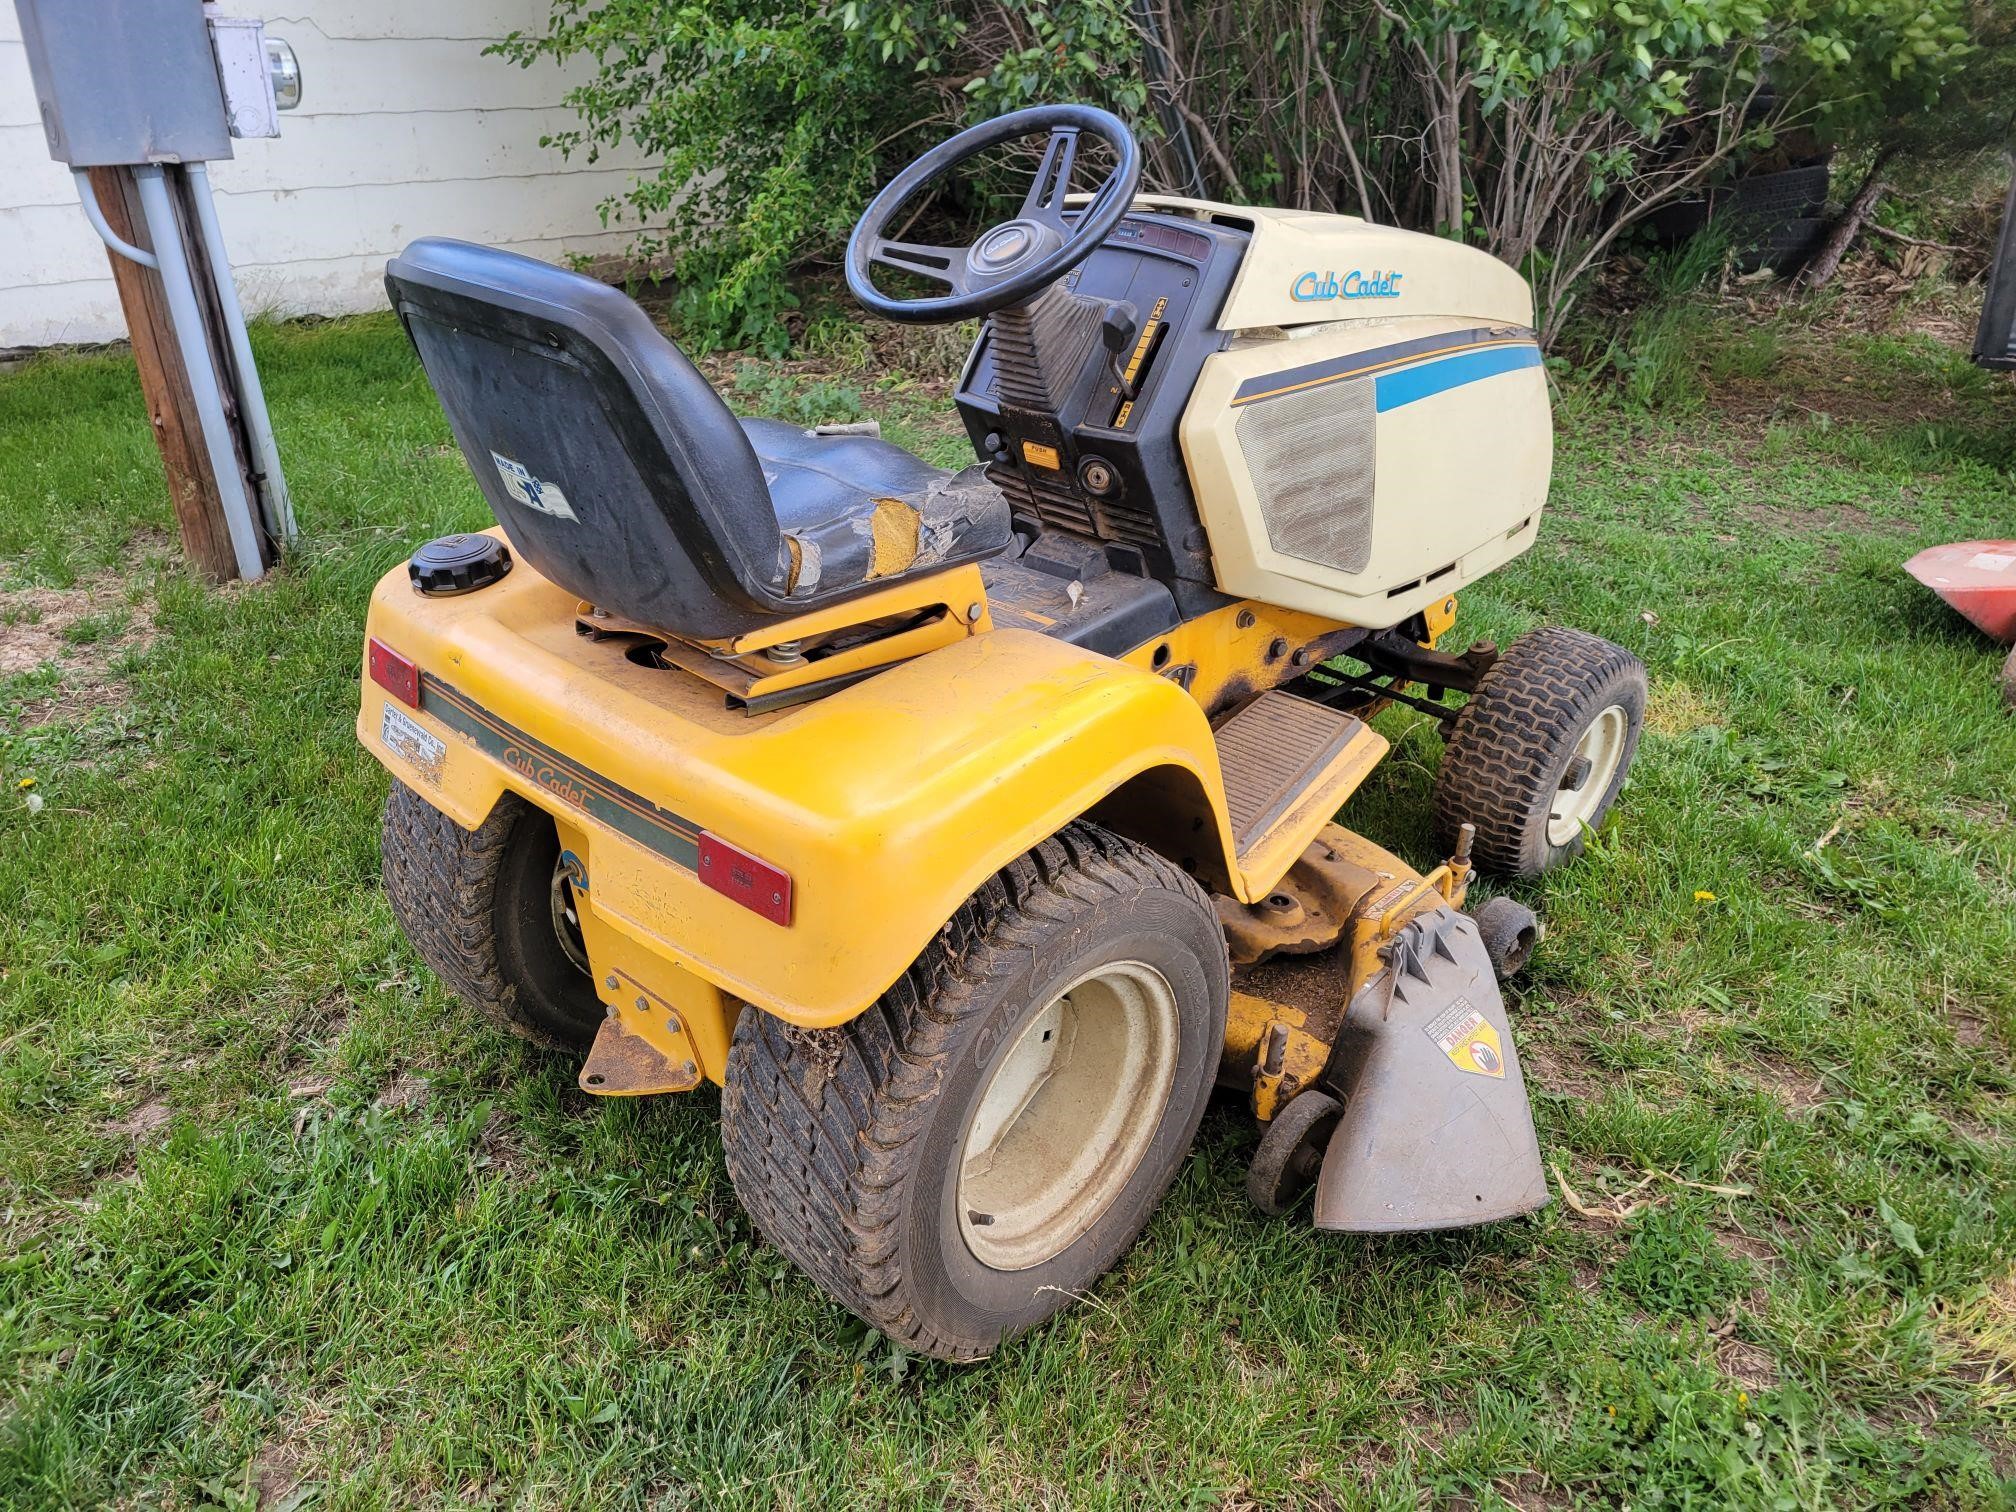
{"left": 1124, "top": 196, "right": 1535, "bottom": 332}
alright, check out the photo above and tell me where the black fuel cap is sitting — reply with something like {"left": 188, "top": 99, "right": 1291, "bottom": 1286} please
{"left": 409, "top": 533, "right": 512, "bottom": 596}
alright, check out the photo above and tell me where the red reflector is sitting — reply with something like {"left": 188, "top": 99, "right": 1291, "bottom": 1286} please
{"left": 697, "top": 832, "right": 793, "bottom": 925}
{"left": 368, "top": 637, "right": 420, "bottom": 707}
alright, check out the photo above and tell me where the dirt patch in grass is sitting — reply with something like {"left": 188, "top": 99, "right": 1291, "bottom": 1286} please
{"left": 2, "top": 572, "right": 155, "bottom": 727}
{"left": 1733, "top": 498, "right": 1915, "bottom": 538}
{"left": 245, "top": 1389, "right": 344, "bottom": 1509}
{"left": 99, "top": 1098, "right": 171, "bottom": 1139}
{"left": 1952, "top": 1091, "right": 2016, "bottom": 1149}
{"left": 1, "top": 574, "right": 153, "bottom": 676}
{"left": 1398, "top": 1395, "right": 1471, "bottom": 1454}
{"left": 1523, "top": 1035, "right": 1603, "bottom": 1100}
{"left": 473, "top": 1106, "right": 531, "bottom": 1180}
{"left": 375, "top": 1071, "right": 431, "bottom": 1111}
{"left": 1334, "top": 1433, "right": 1399, "bottom": 1491}
{"left": 274, "top": 994, "right": 355, "bottom": 1082}
{"left": 1748, "top": 1057, "right": 1827, "bottom": 1114}
{"left": 1713, "top": 365, "right": 1958, "bottom": 435}
{"left": 1715, "top": 1331, "right": 1781, "bottom": 1393}
{"left": 1949, "top": 1003, "right": 1993, "bottom": 1050}
{"left": 252, "top": 1438, "right": 308, "bottom": 1508}
{"left": 1949, "top": 797, "right": 2010, "bottom": 831}
{"left": 1625, "top": 254, "right": 2016, "bottom": 464}
{"left": 1713, "top": 1224, "right": 1781, "bottom": 1271}
{"left": 1495, "top": 1470, "right": 1573, "bottom": 1510}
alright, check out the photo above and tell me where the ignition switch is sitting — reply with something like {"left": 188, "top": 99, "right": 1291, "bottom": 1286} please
{"left": 1077, "top": 455, "right": 1121, "bottom": 498}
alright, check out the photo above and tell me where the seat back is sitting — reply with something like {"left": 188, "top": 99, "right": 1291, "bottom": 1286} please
{"left": 384, "top": 239, "right": 786, "bottom": 640}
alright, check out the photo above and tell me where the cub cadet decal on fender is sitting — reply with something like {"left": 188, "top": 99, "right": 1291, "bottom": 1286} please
{"left": 1423, "top": 997, "right": 1505, "bottom": 1079}
{"left": 417, "top": 672, "right": 702, "bottom": 872}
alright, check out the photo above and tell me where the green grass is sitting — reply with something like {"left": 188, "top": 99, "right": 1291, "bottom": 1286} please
{"left": 1, "top": 301, "right": 2013, "bottom": 1509}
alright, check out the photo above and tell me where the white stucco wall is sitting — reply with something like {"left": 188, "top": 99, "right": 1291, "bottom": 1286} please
{"left": 0, "top": 1, "right": 652, "bottom": 347}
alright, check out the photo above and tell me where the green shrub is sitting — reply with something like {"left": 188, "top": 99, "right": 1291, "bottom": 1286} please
{"left": 496, "top": 0, "right": 1973, "bottom": 351}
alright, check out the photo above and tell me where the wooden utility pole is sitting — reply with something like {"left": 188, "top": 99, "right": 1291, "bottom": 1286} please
{"left": 85, "top": 164, "right": 268, "bottom": 583}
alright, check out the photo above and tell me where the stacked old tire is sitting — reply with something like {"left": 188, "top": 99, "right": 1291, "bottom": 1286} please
{"left": 1647, "top": 161, "right": 1834, "bottom": 274}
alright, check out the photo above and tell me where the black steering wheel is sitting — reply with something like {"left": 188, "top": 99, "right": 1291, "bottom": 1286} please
{"left": 846, "top": 104, "right": 1141, "bottom": 325}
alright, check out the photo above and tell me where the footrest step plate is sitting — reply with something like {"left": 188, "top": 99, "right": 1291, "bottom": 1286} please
{"left": 1216, "top": 691, "right": 1387, "bottom": 884}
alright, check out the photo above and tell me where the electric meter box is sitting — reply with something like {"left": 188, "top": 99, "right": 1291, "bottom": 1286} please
{"left": 14, "top": 0, "right": 232, "bottom": 166}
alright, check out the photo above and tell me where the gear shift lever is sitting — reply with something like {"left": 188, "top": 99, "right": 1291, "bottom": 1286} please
{"left": 1101, "top": 300, "right": 1141, "bottom": 399}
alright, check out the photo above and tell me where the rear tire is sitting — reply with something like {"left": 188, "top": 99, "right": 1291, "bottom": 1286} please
{"left": 1432, "top": 627, "right": 1647, "bottom": 879}
{"left": 381, "top": 781, "right": 602, "bottom": 1050}
{"left": 720, "top": 822, "right": 1228, "bottom": 1362}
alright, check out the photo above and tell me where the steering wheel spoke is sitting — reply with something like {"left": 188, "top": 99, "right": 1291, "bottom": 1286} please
{"left": 869, "top": 237, "right": 970, "bottom": 290}
{"left": 1020, "top": 127, "right": 1081, "bottom": 227}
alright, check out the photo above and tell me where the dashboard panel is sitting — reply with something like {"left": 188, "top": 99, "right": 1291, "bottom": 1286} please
{"left": 954, "top": 210, "right": 1249, "bottom": 611}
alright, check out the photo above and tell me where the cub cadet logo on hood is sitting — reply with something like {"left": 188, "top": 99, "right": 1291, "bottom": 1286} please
{"left": 1291, "top": 269, "right": 1404, "bottom": 302}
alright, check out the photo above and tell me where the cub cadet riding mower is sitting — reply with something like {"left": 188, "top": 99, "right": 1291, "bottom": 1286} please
{"left": 358, "top": 105, "right": 1646, "bottom": 1361}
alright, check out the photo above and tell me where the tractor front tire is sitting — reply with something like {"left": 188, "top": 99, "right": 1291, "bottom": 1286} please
{"left": 1432, "top": 627, "right": 1647, "bottom": 879}
{"left": 720, "top": 822, "right": 1229, "bottom": 1362}
{"left": 381, "top": 781, "right": 603, "bottom": 1050}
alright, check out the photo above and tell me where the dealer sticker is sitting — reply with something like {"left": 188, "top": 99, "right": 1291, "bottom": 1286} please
{"left": 1423, "top": 996, "right": 1506, "bottom": 1079}
{"left": 381, "top": 702, "right": 445, "bottom": 784}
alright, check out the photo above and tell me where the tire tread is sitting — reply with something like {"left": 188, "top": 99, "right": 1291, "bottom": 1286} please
{"left": 720, "top": 821, "right": 1218, "bottom": 1362}
{"left": 381, "top": 782, "right": 586, "bottom": 1049}
{"left": 1431, "top": 626, "right": 1646, "bottom": 878}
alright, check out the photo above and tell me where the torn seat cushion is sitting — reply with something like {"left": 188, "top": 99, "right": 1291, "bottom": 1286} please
{"left": 741, "top": 419, "right": 1007, "bottom": 597}
{"left": 384, "top": 237, "right": 1010, "bottom": 643}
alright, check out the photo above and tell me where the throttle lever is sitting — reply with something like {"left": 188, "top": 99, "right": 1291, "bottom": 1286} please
{"left": 1101, "top": 300, "right": 1141, "bottom": 400}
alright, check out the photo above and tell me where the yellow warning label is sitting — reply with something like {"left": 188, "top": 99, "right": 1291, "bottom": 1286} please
{"left": 1424, "top": 997, "right": 1505, "bottom": 1078}
{"left": 1021, "top": 441, "right": 1063, "bottom": 470}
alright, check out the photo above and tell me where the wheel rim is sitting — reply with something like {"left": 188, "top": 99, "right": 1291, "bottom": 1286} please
{"left": 549, "top": 856, "right": 592, "bottom": 977}
{"left": 957, "top": 960, "right": 1181, "bottom": 1272}
{"left": 1547, "top": 704, "right": 1628, "bottom": 847}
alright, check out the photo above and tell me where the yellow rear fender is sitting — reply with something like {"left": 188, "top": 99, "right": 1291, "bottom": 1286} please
{"left": 359, "top": 560, "right": 1239, "bottom": 1028}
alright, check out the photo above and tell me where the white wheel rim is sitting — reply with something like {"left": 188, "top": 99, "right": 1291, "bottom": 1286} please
{"left": 957, "top": 960, "right": 1180, "bottom": 1272}
{"left": 1548, "top": 703, "right": 1629, "bottom": 847}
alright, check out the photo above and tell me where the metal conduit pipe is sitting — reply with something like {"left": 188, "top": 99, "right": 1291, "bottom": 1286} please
{"left": 186, "top": 161, "right": 296, "bottom": 544}
{"left": 71, "top": 170, "right": 157, "bottom": 269}
{"left": 131, "top": 165, "right": 269, "bottom": 581}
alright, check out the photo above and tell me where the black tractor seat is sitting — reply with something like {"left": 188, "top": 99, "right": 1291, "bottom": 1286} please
{"left": 384, "top": 239, "right": 1011, "bottom": 642}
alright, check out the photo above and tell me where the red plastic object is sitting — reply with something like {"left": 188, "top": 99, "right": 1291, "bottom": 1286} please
{"left": 368, "top": 637, "right": 421, "bottom": 706}
{"left": 697, "top": 831, "right": 793, "bottom": 925}
{"left": 1905, "top": 541, "right": 2016, "bottom": 644}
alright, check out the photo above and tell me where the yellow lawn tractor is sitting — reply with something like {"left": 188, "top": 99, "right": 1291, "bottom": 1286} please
{"left": 357, "top": 105, "right": 1646, "bottom": 1362}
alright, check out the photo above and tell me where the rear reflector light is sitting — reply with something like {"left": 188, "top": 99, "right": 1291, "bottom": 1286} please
{"left": 697, "top": 832, "right": 792, "bottom": 925}
{"left": 368, "top": 637, "right": 420, "bottom": 707}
